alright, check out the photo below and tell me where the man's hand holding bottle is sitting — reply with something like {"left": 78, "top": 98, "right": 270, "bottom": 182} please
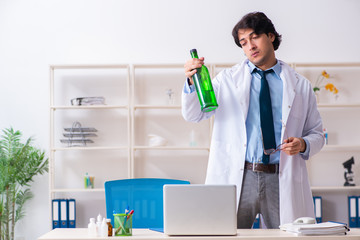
{"left": 184, "top": 57, "right": 205, "bottom": 85}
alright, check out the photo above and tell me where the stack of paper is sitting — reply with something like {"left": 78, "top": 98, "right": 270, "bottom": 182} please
{"left": 60, "top": 121, "right": 98, "bottom": 147}
{"left": 280, "top": 222, "right": 349, "bottom": 236}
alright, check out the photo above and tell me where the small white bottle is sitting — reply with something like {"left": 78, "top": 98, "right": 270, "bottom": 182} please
{"left": 96, "top": 214, "right": 103, "bottom": 236}
{"left": 323, "top": 128, "right": 328, "bottom": 144}
{"left": 189, "top": 130, "right": 197, "bottom": 147}
{"left": 100, "top": 218, "right": 108, "bottom": 237}
{"left": 88, "top": 218, "right": 97, "bottom": 237}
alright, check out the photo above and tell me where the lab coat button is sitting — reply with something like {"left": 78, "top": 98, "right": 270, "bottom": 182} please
{"left": 288, "top": 105, "right": 291, "bottom": 108}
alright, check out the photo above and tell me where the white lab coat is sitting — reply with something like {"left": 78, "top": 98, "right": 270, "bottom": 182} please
{"left": 182, "top": 59, "right": 325, "bottom": 225}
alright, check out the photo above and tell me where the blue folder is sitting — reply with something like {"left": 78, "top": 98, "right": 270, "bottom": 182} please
{"left": 313, "top": 196, "right": 322, "bottom": 223}
{"left": 60, "top": 199, "right": 68, "bottom": 228}
{"left": 52, "top": 199, "right": 61, "bottom": 229}
{"left": 357, "top": 196, "right": 360, "bottom": 228}
{"left": 348, "top": 195, "right": 358, "bottom": 228}
{"left": 252, "top": 213, "right": 260, "bottom": 229}
{"left": 67, "top": 199, "right": 76, "bottom": 228}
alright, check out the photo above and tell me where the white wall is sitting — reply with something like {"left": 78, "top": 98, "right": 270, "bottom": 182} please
{"left": 0, "top": 0, "right": 360, "bottom": 239}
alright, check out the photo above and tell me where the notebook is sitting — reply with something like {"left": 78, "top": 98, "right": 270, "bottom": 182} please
{"left": 163, "top": 184, "right": 237, "bottom": 236}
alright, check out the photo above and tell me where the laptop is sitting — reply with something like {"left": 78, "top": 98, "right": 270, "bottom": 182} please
{"left": 163, "top": 184, "right": 237, "bottom": 236}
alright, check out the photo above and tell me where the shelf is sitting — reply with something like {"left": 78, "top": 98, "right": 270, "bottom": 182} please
{"left": 51, "top": 105, "right": 128, "bottom": 110}
{"left": 293, "top": 63, "right": 360, "bottom": 68}
{"left": 134, "top": 105, "right": 181, "bottom": 110}
{"left": 213, "top": 62, "right": 360, "bottom": 68}
{"left": 133, "top": 146, "right": 209, "bottom": 151}
{"left": 132, "top": 64, "right": 184, "bottom": 69}
{"left": 317, "top": 103, "right": 360, "bottom": 108}
{"left": 49, "top": 62, "right": 360, "bottom": 227}
{"left": 51, "top": 188, "right": 105, "bottom": 193}
{"left": 51, "top": 146, "right": 129, "bottom": 152}
{"left": 311, "top": 186, "right": 360, "bottom": 192}
{"left": 50, "top": 64, "right": 129, "bottom": 69}
{"left": 320, "top": 145, "right": 360, "bottom": 152}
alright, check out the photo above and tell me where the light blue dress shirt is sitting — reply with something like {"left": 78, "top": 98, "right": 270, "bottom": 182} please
{"left": 246, "top": 61, "right": 283, "bottom": 164}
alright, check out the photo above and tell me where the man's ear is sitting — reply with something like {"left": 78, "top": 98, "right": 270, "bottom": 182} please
{"left": 268, "top": 32, "right": 275, "bottom": 43}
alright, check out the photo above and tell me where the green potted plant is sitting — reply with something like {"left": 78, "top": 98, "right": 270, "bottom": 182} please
{"left": 0, "top": 127, "right": 48, "bottom": 240}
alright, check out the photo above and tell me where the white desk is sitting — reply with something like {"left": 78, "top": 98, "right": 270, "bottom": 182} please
{"left": 38, "top": 228, "right": 360, "bottom": 240}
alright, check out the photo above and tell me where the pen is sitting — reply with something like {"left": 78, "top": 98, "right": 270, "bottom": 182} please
{"left": 127, "top": 210, "right": 134, "bottom": 219}
{"left": 123, "top": 210, "right": 134, "bottom": 228}
{"left": 115, "top": 218, "right": 125, "bottom": 235}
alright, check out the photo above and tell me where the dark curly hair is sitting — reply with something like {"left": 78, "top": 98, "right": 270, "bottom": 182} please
{"left": 232, "top": 12, "right": 282, "bottom": 50}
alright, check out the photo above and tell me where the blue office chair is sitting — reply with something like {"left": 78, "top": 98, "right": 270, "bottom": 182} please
{"left": 104, "top": 178, "right": 190, "bottom": 228}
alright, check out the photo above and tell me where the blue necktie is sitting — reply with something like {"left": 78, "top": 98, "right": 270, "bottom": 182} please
{"left": 258, "top": 69, "right": 276, "bottom": 164}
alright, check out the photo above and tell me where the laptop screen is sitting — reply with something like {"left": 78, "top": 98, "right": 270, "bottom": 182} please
{"left": 163, "top": 184, "right": 237, "bottom": 236}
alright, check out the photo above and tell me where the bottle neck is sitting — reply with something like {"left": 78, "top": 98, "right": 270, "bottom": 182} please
{"left": 190, "top": 50, "right": 199, "bottom": 59}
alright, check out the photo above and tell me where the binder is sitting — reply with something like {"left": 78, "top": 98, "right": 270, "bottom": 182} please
{"left": 313, "top": 196, "right": 322, "bottom": 223}
{"left": 252, "top": 213, "right": 260, "bottom": 229}
{"left": 60, "top": 199, "right": 68, "bottom": 228}
{"left": 52, "top": 199, "right": 60, "bottom": 229}
{"left": 67, "top": 199, "right": 76, "bottom": 228}
{"left": 348, "top": 196, "right": 358, "bottom": 228}
{"left": 358, "top": 196, "right": 360, "bottom": 228}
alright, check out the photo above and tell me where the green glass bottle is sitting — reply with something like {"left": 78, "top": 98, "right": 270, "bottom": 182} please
{"left": 190, "top": 49, "right": 218, "bottom": 112}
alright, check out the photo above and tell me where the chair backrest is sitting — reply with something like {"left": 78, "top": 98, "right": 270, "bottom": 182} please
{"left": 104, "top": 178, "right": 190, "bottom": 228}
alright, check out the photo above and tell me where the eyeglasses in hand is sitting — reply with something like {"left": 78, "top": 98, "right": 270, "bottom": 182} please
{"left": 261, "top": 121, "right": 288, "bottom": 155}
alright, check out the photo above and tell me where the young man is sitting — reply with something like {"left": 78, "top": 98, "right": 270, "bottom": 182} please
{"left": 182, "top": 12, "right": 324, "bottom": 228}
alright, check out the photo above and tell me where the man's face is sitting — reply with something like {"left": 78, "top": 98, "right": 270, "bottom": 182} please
{"left": 237, "top": 28, "right": 276, "bottom": 70}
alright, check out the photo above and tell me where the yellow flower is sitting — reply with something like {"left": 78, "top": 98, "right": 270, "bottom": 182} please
{"left": 325, "top": 83, "right": 334, "bottom": 91}
{"left": 325, "top": 83, "right": 338, "bottom": 95}
{"left": 313, "top": 70, "right": 339, "bottom": 96}
{"left": 322, "top": 70, "right": 330, "bottom": 79}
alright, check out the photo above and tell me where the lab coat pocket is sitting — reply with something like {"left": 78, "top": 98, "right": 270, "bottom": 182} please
{"left": 287, "top": 96, "right": 306, "bottom": 137}
{"left": 207, "top": 140, "right": 232, "bottom": 177}
{"left": 287, "top": 115, "right": 304, "bottom": 138}
{"left": 283, "top": 155, "right": 303, "bottom": 184}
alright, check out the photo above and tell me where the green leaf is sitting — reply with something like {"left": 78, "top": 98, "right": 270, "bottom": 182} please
{"left": 0, "top": 127, "right": 48, "bottom": 237}
{"left": 15, "top": 188, "right": 33, "bottom": 222}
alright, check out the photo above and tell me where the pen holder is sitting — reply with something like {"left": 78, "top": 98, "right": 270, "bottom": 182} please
{"left": 84, "top": 175, "right": 95, "bottom": 189}
{"left": 114, "top": 213, "right": 132, "bottom": 236}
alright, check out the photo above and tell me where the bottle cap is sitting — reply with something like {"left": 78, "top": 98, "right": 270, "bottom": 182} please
{"left": 190, "top": 49, "right": 197, "bottom": 54}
